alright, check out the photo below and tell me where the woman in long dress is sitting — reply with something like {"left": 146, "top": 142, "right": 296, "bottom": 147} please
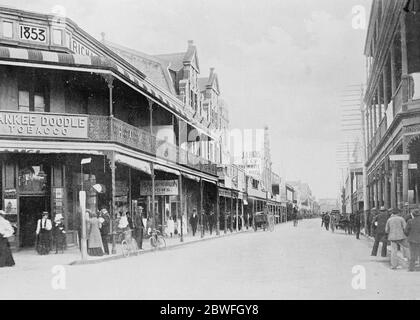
{"left": 36, "top": 212, "right": 52, "bottom": 255}
{"left": 0, "top": 210, "right": 15, "bottom": 267}
{"left": 87, "top": 210, "right": 104, "bottom": 256}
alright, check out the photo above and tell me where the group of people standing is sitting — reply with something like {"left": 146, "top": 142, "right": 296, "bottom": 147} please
{"left": 321, "top": 211, "right": 362, "bottom": 238}
{"left": 84, "top": 207, "right": 145, "bottom": 256}
{"left": 35, "top": 211, "right": 66, "bottom": 255}
{"left": 370, "top": 206, "right": 420, "bottom": 271}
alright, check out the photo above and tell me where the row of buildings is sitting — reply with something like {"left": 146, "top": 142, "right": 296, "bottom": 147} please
{"left": 341, "top": 0, "right": 420, "bottom": 233}
{"left": 0, "top": 6, "right": 318, "bottom": 250}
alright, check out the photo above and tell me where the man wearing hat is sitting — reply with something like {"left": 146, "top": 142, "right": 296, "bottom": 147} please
{"left": 371, "top": 206, "right": 390, "bottom": 257}
{"left": 133, "top": 206, "right": 144, "bottom": 250}
{"left": 405, "top": 209, "right": 420, "bottom": 271}
{"left": 36, "top": 211, "right": 52, "bottom": 255}
{"left": 98, "top": 208, "right": 110, "bottom": 255}
{"left": 386, "top": 208, "right": 409, "bottom": 269}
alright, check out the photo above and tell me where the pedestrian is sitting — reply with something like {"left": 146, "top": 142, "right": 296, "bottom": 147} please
{"left": 0, "top": 210, "right": 15, "bottom": 268}
{"left": 86, "top": 209, "right": 104, "bottom": 256}
{"left": 167, "top": 215, "right": 175, "bottom": 238}
{"left": 98, "top": 208, "right": 110, "bottom": 255}
{"left": 405, "top": 208, "right": 420, "bottom": 272}
{"left": 330, "top": 213, "right": 336, "bottom": 232}
{"left": 208, "top": 210, "right": 215, "bottom": 235}
{"left": 370, "top": 207, "right": 389, "bottom": 257}
{"left": 293, "top": 207, "right": 298, "bottom": 227}
{"left": 36, "top": 211, "right": 52, "bottom": 255}
{"left": 133, "top": 207, "right": 144, "bottom": 249}
{"left": 53, "top": 213, "right": 66, "bottom": 254}
{"left": 354, "top": 211, "right": 361, "bottom": 240}
{"left": 385, "top": 208, "right": 409, "bottom": 270}
{"left": 190, "top": 209, "right": 198, "bottom": 236}
{"left": 118, "top": 211, "right": 129, "bottom": 232}
{"left": 321, "top": 213, "right": 325, "bottom": 228}
{"left": 324, "top": 213, "right": 330, "bottom": 231}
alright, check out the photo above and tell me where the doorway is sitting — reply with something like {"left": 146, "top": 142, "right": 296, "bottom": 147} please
{"left": 19, "top": 196, "right": 48, "bottom": 248}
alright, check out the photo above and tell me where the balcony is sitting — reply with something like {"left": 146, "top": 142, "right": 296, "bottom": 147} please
{"left": 88, "top": 115, "right": 217, "bottom": 176}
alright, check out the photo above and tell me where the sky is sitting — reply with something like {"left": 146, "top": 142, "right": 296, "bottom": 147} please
{"left": 0, "top": 0, "right": 371, "bottom": 199}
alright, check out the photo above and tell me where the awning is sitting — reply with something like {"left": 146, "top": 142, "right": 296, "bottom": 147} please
{"left": 202, "top": 177, "right": 217, "bottom": 184}
{"left": 154, "top": 164, "right": 180, "bottom": 176}
{"left": 0, "top": 45, "right": 216, "bottom": 140}
{"left": 115, "top": 153, "right": 151, "bottom": 174}
{"left": 182, "top": 172, "right": 200, "bottom": 182}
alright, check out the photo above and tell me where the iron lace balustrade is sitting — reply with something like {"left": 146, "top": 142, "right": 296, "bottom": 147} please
{"left": 88, "top": 115, "right": 217, "bottom": 176}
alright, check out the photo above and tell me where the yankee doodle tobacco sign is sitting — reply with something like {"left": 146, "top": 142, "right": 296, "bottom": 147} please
{"left": 0, "top": 111, "right": 88, "bottom": 139}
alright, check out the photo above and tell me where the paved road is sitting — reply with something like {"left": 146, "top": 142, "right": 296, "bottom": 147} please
{"left": 1, "top": 219, "right": 420, "bottom": 299}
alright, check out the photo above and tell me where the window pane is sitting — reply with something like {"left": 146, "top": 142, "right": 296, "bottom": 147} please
{"left": 34, "top": 94, "right": 45, "bottom": 112}
{"left": 18, "top": 90, "right": 30, "bottom": 111}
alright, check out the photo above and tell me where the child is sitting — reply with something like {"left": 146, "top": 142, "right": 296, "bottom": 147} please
{"left": 53, "top": 213, "right": 66, "bottom": 254}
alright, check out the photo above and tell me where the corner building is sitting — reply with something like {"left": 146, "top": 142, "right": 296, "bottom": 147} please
{"left": 0, "top": 7, "right": 222, "bottom": 248}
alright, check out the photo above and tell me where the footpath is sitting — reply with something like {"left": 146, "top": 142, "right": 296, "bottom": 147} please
{"left": 11, "top": 227, "right": 253, "bottom": 268}
{"left": 361, "top": 230, "right": 409, "bottom": 268}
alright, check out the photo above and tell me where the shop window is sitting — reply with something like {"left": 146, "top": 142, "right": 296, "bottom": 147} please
{"left": 18, "top": 165, "right": 48, "bottom": 194}
{"left": 4, "top": 163, "right": 16, "bottom": 189}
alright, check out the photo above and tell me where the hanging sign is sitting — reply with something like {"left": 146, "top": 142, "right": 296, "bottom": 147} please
{"left": 140, "top": 180, "right": 179, "bottom": 196}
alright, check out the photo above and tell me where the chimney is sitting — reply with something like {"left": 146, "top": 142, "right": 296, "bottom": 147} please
{"left": 188, "top": 40, "right": 194, "bottom": 47}
{"left": 210, "top": 67, "right": 215, "bottom": 75}
{"left": 100, "top": 32, "right": 106, "bottom": 43}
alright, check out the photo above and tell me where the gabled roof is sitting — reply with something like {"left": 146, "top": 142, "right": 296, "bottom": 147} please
{"left": 104, "top": 40, "right": 176, "bottom": 95}
{"left": 198, "top": 68, "right": 220, "bottom": 94}
{"left": 154, "top": 52, "right": 185, "bottom": 71}
{"left": 155, "top": 40, "right": 200, "bottom": 73}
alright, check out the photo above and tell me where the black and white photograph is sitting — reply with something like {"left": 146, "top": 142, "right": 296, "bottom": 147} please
{"left": 0, "top": 0, "right": 420, "bottom": 305}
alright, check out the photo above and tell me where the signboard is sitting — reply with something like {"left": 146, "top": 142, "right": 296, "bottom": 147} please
{"left": 19, "top": 24, "right": 47, "bottom": 43}
{"left": 0, "top": 112, "right": 88, "bottom": 139}
{"left": 52, "top": 187, "right": 64, "bottom": 217}
{"left": 140, "top": 180, "right": 179, "bottom": 196}
{"left": 218, "top": 189, "right": 232, "bottom": 198}
{"left": 389, "top": 154, "right": 410, "bottom": 161}
{"left": 408, "top": 163, "right": 418, "bottom": 170}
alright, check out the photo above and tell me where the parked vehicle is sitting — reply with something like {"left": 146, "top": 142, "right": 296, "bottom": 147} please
{"left": 253, "top": 212, "right": 268, "bottom": 231}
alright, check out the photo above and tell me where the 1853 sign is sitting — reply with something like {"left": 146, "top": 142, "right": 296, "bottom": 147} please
{"left": 0, "top": 112, "right": 88, "bottom": 139}
{"left": 19, "top": 24, "right": 47, "bottom": 43}
{"left": 140, "top": 180, "right": 179, "bottom": 196}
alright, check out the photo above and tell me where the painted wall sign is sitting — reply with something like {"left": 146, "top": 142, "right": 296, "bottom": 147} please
{"left": 140, "top": 180, "right": 179, "bottom": 196}
{"left": 19, "top": 24, "right": 47, "bottom": 43}
{"left": 0, "top": 112, "right": 88, "bottom": 139}
{"left": 70, "top": 38, "right": 97, "bottom": 56}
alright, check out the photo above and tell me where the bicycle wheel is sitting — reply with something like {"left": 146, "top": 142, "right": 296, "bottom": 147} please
{"left": 157, "top": 236, "right": 166, "bottom": 249}
{"left": 150, "top": 236, "right": 157, "bottom": 249}
{"left": 121, "top": 240, "right": 130, "bottom": 257}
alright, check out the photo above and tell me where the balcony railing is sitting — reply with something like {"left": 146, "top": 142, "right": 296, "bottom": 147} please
{"left": 88, "top": 115, "right": 217, "bottom": 176}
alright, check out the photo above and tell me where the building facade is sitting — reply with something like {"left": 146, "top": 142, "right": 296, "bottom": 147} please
{"left": 364, "top": 0, "right": 420, "bottom": 233}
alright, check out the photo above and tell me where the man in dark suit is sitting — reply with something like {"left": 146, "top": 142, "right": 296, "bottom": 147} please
{"left": 189, "top": 209, "right": 198, "bottom": 236}
{"left": 133, "top": 207, "right": 144, "bottom": 250}
{"left": 405, "top": 208, "right": 420, "bottom": 271}
{"left": 371, "top": 206, "right": 390, "bottom": 257}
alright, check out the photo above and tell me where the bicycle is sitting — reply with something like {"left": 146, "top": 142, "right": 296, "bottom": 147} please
{"left": 150, "top": 228, "right": 166, "bottom": 250}
{"left": 117, "top": 229, "right": 138, "bottom": 257}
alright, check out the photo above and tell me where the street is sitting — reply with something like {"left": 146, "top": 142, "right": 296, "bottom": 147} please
{"left": 1, "top": 219, "right": 420, "bottom": 300}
